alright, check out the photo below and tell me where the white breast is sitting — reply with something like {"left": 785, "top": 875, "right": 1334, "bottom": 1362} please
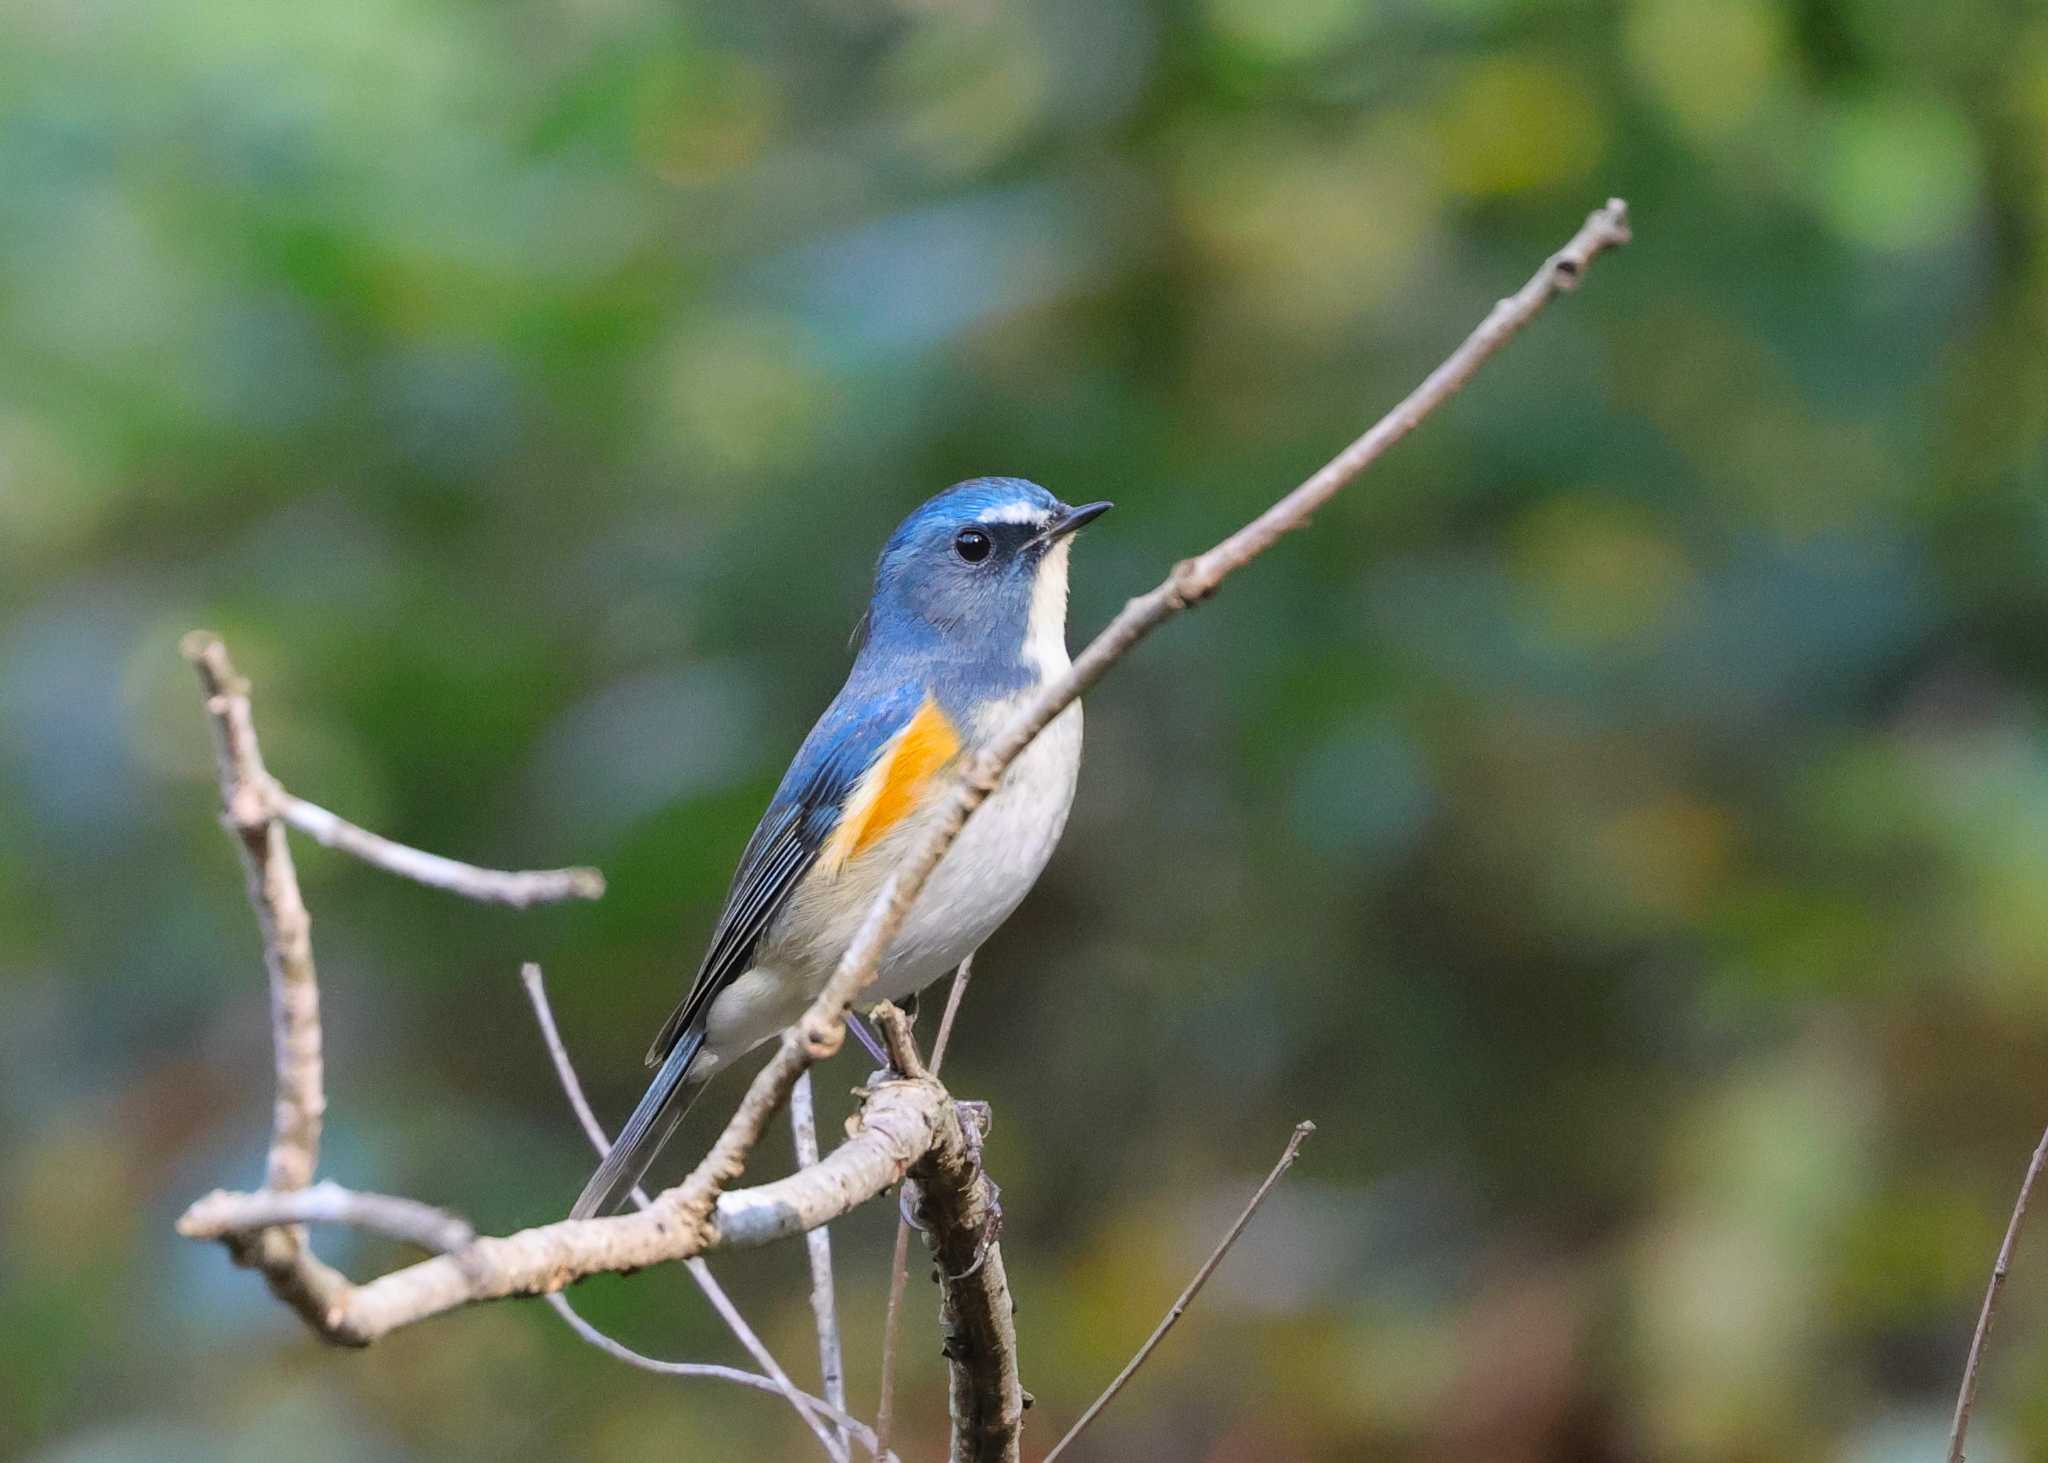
{"left": 859, "top": 693, "right": 1082, "bottom": 1000}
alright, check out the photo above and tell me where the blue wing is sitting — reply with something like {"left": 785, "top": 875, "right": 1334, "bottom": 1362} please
{"left": 572, "top": 680, "right": 927, "bottom": 1218}
{"left": 641, "top": 678, "right": 928, "bottom": 1066}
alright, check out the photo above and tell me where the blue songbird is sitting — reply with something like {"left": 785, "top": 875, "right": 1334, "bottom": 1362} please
{"left": 573, "top": 479, "right": 1110, "bottom": 1217}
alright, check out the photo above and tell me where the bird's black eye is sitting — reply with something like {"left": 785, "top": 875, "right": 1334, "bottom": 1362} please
{"left": 953, "top": 528, "right": 992, "bottom": 563}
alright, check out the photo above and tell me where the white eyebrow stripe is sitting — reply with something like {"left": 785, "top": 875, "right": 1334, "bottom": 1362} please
{"left": 979, "top": 502, "right": 1049, "bottom": 526}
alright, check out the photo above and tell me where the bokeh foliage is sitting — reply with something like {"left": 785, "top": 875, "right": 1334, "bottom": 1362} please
{"left": 4, "top": 0, "right": 2048, "bottom": 1458}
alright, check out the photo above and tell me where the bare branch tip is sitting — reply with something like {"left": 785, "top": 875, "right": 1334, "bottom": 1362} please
{"left": 1546, "top": 198, "right": 1633, "bottom": 291}
{"left": 179, "top": 629, "right": 224, "bottom": 664}
{"left": 181, "top": 631, "right": 247, "bottom": 696}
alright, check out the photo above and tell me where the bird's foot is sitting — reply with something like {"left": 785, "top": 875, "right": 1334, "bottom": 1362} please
{"left": 947, "top": 1099, "right": 1003, "bottom": 1281}
{"left": 896, "top": 1100, "right": 1003, "bottom": 1274}
{"left": 898, "top": 1181, "right": 928, "bottom": 1233}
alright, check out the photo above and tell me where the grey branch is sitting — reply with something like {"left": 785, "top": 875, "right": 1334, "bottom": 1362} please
{"left": 180, "top": 1181, "right": 476, "bottom": 1254}
{"left": 180, "top": 1067, "right": 966, "bottom": 1343}
{"left": 1043, "top": 1121, "right": 1317, "bottom": 1462}
{"left": 177, "top": 201, "right": 1631, "bottom": 1463}
{"left": 1947, "top": 1120, "right": 2048, "bottom": 1463}
{"left": 875, "top": 1002, "right": 1022, "bottom": 1463}
{"left": 281, "top": 796, "right": 604, "bottom": 907}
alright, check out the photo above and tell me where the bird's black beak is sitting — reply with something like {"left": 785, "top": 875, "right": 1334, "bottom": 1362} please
{"left": 1034, "top": 500, "right": 1113, "bottom": 547}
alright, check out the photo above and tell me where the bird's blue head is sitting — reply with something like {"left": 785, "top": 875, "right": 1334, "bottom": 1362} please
{"left": 861, "top": 477, "right": 1111, "bottom": 681}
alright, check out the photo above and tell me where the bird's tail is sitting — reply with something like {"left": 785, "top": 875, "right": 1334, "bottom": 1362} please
{"left": 570, "top": 1028, "right": 709, "bottom": 1219}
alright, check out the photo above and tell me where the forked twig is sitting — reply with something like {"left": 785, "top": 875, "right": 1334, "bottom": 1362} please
{"left": 1041, "top": 1121, "right": 1316, "bottom": 1462}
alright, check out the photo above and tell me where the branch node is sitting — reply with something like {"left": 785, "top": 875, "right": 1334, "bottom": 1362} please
{"left": 799, "top": 1014, "right": 845, "bottom": 1061}
{"left": 1163, "top": 559, "right": 1213, "bottom": 611}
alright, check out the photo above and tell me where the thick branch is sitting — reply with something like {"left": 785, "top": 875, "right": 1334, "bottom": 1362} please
{"left": 876, "top": 1003, "right": 1021, "bottom": 1463}
{"left": 181, "top": 1071, "right": 964, "bottom": 1343}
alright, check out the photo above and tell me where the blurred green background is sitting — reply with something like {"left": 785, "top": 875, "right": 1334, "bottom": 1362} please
{"left": 5, "top": 0, "right": 2048, "bottom": 1458}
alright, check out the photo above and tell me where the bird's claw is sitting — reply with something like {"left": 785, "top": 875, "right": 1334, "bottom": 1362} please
{"left": 894, "top": 1098, "right": 1005, "bottom": 1275}
{"left": 946, "top": 1098, "right": 1003, "bottom": 1281}
{"left": 954, "top": 1099, "right": 992, "bottom": 1139}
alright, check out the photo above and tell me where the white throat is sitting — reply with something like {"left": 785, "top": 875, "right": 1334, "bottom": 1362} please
{"left": 1024, "top": 537, "right": 1073, "bottom": 677}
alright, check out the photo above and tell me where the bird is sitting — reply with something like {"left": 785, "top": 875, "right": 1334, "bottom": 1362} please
{"left": 572, "top": 478, "right": 1110, "bottom": 1219}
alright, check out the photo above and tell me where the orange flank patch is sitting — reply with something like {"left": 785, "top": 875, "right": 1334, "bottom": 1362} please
{"left": 821, "top": 696, "right": 962, "bottom": 873}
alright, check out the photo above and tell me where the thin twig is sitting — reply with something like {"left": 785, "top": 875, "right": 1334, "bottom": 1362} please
{"left": 519, "top": 964, "right": 849, "bottom": 1463}
{"left": 519, "top": 964, "right": 618, "bottom": 1164}
{"left": 1042, "top": 1121, "right": 1317, "bottom": 1462}
{"left": 1947, "top": 1120, "right": 2048, "bottom": 1463}
{"left": 180, "top": 1181, "right": 475, "bottom": 1254}
{"left": 793, "top": 1070, "right": 850, "bottom": 1455}
{"left": 281, "top": 795, "right": 604, "bottom": 907}
{"left": 689, "top": 1256, "right": 849, "bottom": 1463}
{"left": 929, "top": 958, "right": 975, "bottom": 1075}
{"left": 543, "top": 1293, "right": 889, "bottom": 1456}
{"left": 874, "top": 1223, "right": 915, "bottom": 1457}
{"left": 875, "top": 1001, "right": 931, "bottom": 1080}
{"left": 877, "top": 957, "right": 975, "bottom": 1456}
